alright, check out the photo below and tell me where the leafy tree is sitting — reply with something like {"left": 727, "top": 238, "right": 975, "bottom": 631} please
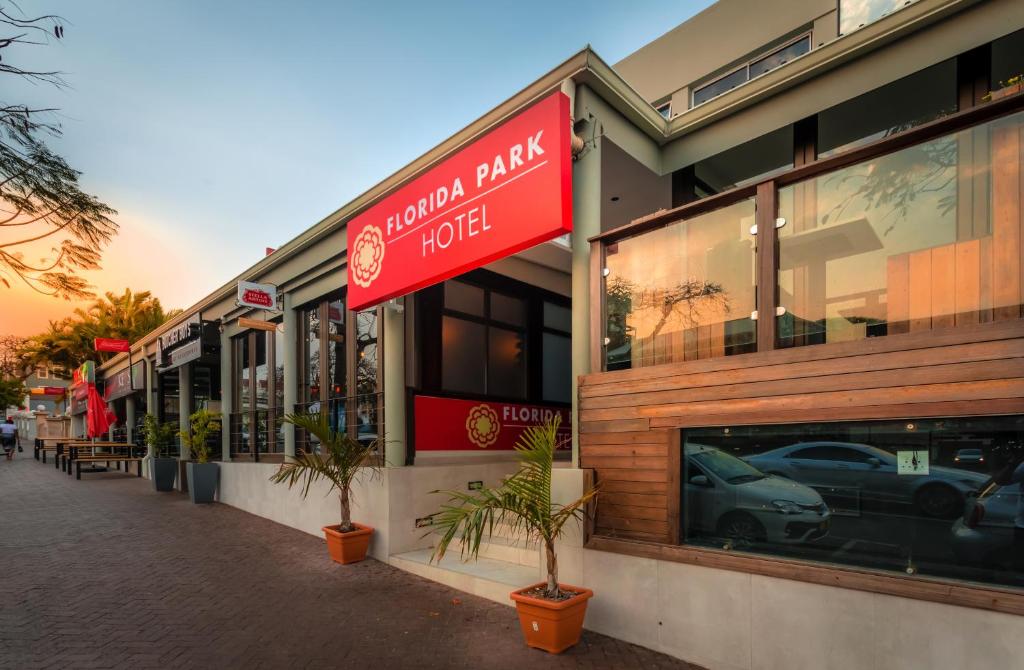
{"left": 0, "top": 334, "right": 26, "bottom": 378}
{"left": 17, "top": 288, "right": 179, "bottom": 376}
{"left": 0, "top": 376, "right": 25, "bottom": 409}
{"left": 1, "top": 4, "right": 118, "bottom": 298}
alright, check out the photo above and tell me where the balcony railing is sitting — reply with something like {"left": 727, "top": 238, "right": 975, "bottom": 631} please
{"left": 595, "top": 95, "right": 1024, "bottom": 372}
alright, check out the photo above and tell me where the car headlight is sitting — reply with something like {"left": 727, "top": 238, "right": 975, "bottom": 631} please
{"left": 772, "top": 499, "right": 803, "bottom": 514}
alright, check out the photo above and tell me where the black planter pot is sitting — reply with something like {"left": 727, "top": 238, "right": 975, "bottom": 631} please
{"left": 151, "top": 457, "right": 178, "bottom": 492}
{"left": 186, "top": 462, "right": 219, "bottom": 504}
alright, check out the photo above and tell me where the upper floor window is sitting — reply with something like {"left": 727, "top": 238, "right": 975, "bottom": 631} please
{"left": 817, "top": 59, "right": 957, "bottom": 158}
{"left": 839, "top": 0, "right": 918, "bottom": 36}
{"left": 992, "top": 28, "right": 1024, "bottom": 93}
{"left": 655, "top": 101, "right": 672, "bottom": 119}
{"left": 692, "top": 36, "right": 811, "bottom": 107}
{"left": 694, "top": 125, "right": 794, "bottom": 196}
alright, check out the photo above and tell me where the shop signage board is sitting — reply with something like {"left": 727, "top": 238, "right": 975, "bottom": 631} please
{"left": 414, "top": 395, "right": 570, "bottom": 451}
{"left": 94, "top": 337, "right": 131, "bottom": 353}
{"left": 104, "top": 361, "right": 146, "bottom": 401}
{"left": 158, "top": 313, "right": 202, "bottom": 353}
{"left": 237, "top": 281, "right": 278, "bottom": 311}
{"left": 30, "top": 386, "right": 67, "bottom": 397}
{"left": 237, "top": 317, "right": 278, "bottom": 332}
{"left": 346, "top": 91, "right": 573, "bottom": 311}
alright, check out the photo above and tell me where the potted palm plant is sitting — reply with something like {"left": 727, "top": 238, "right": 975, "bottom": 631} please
{"left": 142, "top": 414, "right": 178, "bottom": 492}
{"left": 430, "top": 416, "right": 598, "bottom": 654}
{"left": 270, "top": 412, "right": 380, "bottom": 564}
{"left": 179, "top": 409, "right": 221, "bottom": 504}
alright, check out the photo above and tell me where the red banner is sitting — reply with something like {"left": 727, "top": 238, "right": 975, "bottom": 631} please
{"left": 94, "top": 337, "right": 131, "bottom": 352}
{"left": 347, "top": 91, "right": 572, "bottom": 311}
{"left": 414, "top": 395, "right": 570, "bottom": 451}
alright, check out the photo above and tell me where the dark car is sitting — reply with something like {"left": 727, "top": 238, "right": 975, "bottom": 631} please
{"left": 744, "top": 442, "right": 988, "bottom": 519}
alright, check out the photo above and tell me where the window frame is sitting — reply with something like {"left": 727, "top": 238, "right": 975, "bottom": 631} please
{"left": 691, "top": 32, "right": 812, "bottom": 108}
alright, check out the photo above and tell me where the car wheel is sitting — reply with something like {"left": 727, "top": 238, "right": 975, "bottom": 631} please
{"left": 915, "top": 484, "right": 962, "bottom": 519}
{"left": 717, "top": 512, "right": 767, "bottom": 545}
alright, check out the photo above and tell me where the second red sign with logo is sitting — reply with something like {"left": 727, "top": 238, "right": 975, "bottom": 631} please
{"left": 346, "top": 91, "right": 573, "bottom": 311}
{"left": 414, "top": 395, "right": 570, "bottom": 451}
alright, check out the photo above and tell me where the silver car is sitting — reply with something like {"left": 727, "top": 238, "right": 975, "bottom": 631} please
{"left": 950, "top": 480, "right": 1020, "bottom": 568}
{"left": 744, "top": 442, "right": 988, "bottom": 519}
{"left": 685, "top": 443, "right": 830, "bottom": 545}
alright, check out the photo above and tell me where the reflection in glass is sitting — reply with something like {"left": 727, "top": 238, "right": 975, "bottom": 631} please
{"left": 542, "top": 332, "right": 571, "bottom": 403}
{"left": 604, "top": 198, "right": 757, "bottom": 371}
{"left": 839, "top": 0, "right": 914, "bottom": 35}
{"left": 683, "top": 416, "right": 1024, "bottom": 589}
{"left": 305, "top": 307, "right": 321, "bottom": 402}
{"left": 442, "top": 316, "right": 486, "bottom": 394}
{"left": 778, "top": 110, "right": 1024, "bottom": 348}
{"left": 488, "top": 326, "right": 526, "bottom": 399}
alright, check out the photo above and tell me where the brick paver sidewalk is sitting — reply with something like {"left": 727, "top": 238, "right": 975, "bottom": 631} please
{"left": 0, "top": 453, "right": 701, "bottom": 669}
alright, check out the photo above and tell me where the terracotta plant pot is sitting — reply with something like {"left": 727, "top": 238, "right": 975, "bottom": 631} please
{"left": 322, "top": 523, "right": 373, "bottom": 564}
{"left": 509, "top": 582, "right": 593, "bottom": 653}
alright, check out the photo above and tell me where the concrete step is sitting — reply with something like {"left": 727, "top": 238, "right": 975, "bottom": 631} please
{"left": 390, "top": 548, "right": 541, "bottom": 607}
{"left": 437, "top": 527, "right": 540, "bottom": 568}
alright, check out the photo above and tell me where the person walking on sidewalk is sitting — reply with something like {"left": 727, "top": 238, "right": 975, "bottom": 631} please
{"left": 1, "top": 417, "right": 18, "bottom": 461}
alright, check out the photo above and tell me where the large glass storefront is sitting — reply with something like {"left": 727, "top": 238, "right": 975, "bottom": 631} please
{"left": 682, "top": 415, "right": 1024, "bottom": 589}
{"left": 230, "top": 326, "right": 285, "bottom": 459}
{"left": 296, "top": 290, "right": 380, "bottom": 452}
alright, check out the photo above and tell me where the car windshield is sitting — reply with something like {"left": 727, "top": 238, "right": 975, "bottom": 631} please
{"left": 691, "top": 448, "right": 766, "bottom": 484}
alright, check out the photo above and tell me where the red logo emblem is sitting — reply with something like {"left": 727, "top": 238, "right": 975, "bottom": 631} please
{"left": 242, "top": 289, "right": 273, "bottom": 307}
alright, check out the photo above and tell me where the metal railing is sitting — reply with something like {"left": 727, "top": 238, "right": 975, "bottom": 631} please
{"left": 293, "top": 391, "right": 384, "bottom": 460}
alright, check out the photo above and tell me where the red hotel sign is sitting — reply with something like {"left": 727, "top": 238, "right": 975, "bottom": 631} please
{"left": 414, "top": 395, "right": 570, "bottom": 451}
{"left": 347, "top": 91, "right": 572, "bottom": 311}
{"left": 94, "top": 338, "right": 131, "bottom": 353}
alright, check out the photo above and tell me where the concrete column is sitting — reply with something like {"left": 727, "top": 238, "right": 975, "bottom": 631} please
{"left": 570, "top": 106, "right": 602, "bottom": 469}
{"left": 220, "top": 327, "right": 232, "bottom": 462}
{"left": 126, "top": 395, "right": 136, "bottom": 445}
{"left": 144, "top": 359, "right": 156, "bottom": 458}
{"left": 178, "top": 363, "right": 193, "bottom": 461}
{"left": 282, "top": 292, "right": 297, "bottom": 459}
{"left": 383, "top": 300, "right": 406, "bottom": 467}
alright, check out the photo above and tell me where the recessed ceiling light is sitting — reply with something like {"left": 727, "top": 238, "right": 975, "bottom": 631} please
{"left": 610, "top": 196, "right": 620, "bottom": 202}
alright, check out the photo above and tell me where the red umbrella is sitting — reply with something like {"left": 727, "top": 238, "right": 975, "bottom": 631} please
{"left": 86, "top": 384, "right": 113, "bottom": 438}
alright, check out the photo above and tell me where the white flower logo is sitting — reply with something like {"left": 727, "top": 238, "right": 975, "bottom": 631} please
{"left": 351, "top": 224, "right": 386, "bottom": 288}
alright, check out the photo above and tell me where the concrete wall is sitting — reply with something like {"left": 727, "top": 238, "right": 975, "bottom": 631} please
{"left": 216, "top": 460, "right": 521, "bottom": 561}
{"left": 551, "top": 469, "right": 1024, "bottom": 670}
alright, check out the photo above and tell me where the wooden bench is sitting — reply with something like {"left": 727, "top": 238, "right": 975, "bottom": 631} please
{"left": 74, "top": 454, "right": 143, "bottom": 480}
{"left": 64, "top": 442, "right": 138, "bottom": 476}
{"left": 53, "top": 440, "right": 102, "bottom": 470}
{"left": 34, "top": 437, "right": 64, "bottom": 460}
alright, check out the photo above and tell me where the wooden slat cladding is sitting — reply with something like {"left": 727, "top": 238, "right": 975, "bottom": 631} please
{"left": 579, "top": 320, "right": 1024, "bottom": 545}
{"left": 581, "top": 428, "right": 671, "bottom": 542}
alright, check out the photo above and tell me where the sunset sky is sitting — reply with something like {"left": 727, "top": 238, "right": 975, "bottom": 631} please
{"left": 2, "top": 0, "right": 712, "bottom": 336}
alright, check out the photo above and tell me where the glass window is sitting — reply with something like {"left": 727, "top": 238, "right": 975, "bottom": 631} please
{"left": 749, "top": 37, "right": 810, "bottom": 79}
{"left": 682, "top": 415, "right": 1024, "bottom": 590}
{"left": 488, "top": 326, "right": 527, "bottom": 399}
{"left": 442, "top": 316, "right": 486, "bottom": 395}
{"left": 542, "top": 332, "right": 572, "bottom": 403}
{"left": 778, "top": 109, "right": 1024, "bottom": 348}
{"left": 254, "top": 332, "right": 268, "bottom": 410}
{"left": 445, "top": 280, "right": 485, "bottom": 316}
{"left": 274, "top": 324, "right": 285, "bottom": 411}
{"left": 234, "top": 335, "right": 251, "bottom": 412}
{"left": 328, "top": 299, "right": 346, "bottom": 399}
{"left": 605, "top": 198, "right": 757, "bottom": 371}
{"left": 656, "top": 102, "right": 672, "bottom": 119}
{"left": 491, "top": 292, "right": 526, "bottom": 327}
{"left": 839, "top": 0, "right": 915, "bottom": 35}
{"left": 694, "top": 126, "right": 794, "bottom": 195}
{"left": 355, "top": 309, "right": 378, "bottom": 444}
{"left": 992, "top": 29, "right": 1024, "bottom": 91}
{"left": 818, "top": 60, "right": 957, "bottom": 158}
{"left": 693, "top": 67, "right": 748, "bottom": 107}
{"left": 304, "top": 307, "right": 321, "bottom": 404}
{"left": 544, "top": 302, "right": 572, "bottom": 332}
